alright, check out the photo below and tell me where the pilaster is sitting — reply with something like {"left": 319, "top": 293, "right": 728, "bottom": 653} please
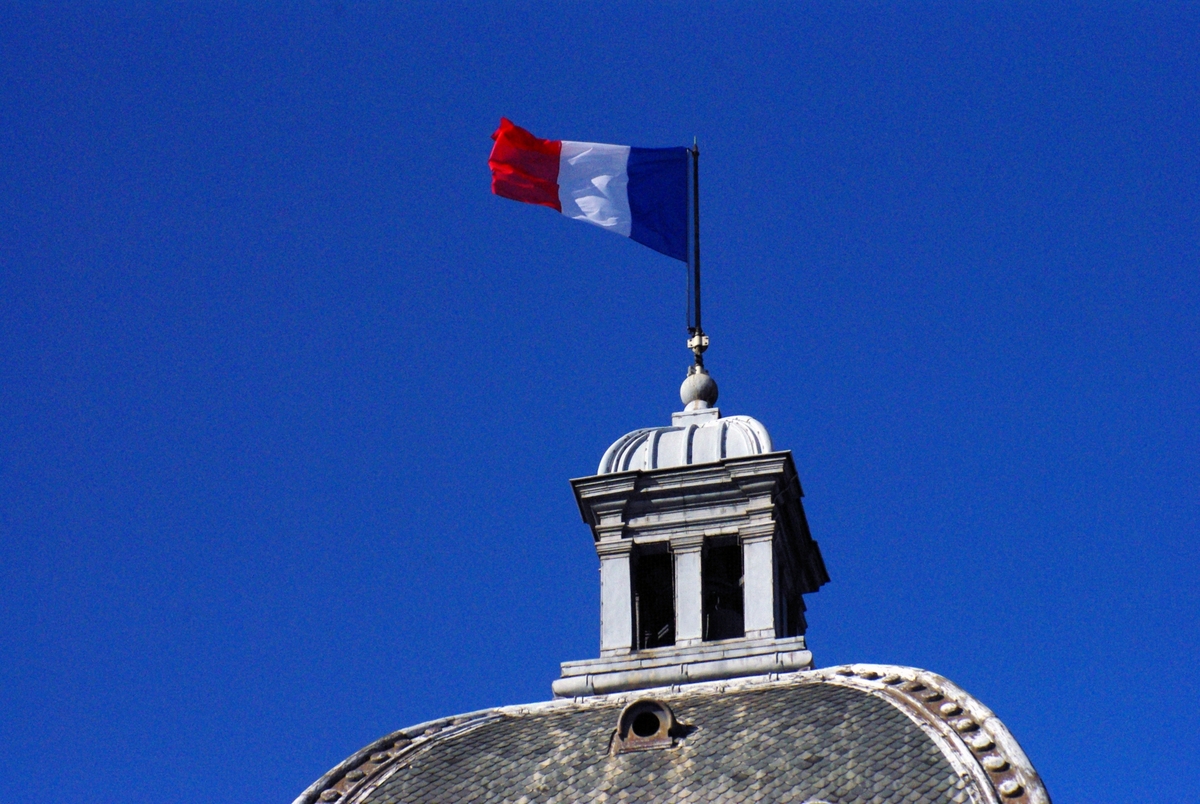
{"left": 597, "top": 539, "right": 633, "bottom": 655}
{"left": 741, "top": 527, "right": 777, "bottom": 639}
{"left": 671, "top": 532, "right": 705, "bottom": 647}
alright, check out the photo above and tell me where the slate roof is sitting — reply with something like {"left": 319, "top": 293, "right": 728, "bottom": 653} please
{"left": 294, "top": 664, "right": 1049, "bottom": 804}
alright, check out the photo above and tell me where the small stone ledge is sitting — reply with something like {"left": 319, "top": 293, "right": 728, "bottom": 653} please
{"left": 553, "top": 637, "right": 813, "bottom": 697}
{"left": 562, "top": 635, "right": 808, "bottom": 674}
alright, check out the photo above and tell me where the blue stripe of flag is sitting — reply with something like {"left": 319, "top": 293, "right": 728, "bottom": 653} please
{"left": 627, "top": 147, "right": 689, "bottom": 262}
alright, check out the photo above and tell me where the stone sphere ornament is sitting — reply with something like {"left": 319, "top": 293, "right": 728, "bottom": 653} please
{"left": 680, "top": 368, "right": 718, "bottom": 409}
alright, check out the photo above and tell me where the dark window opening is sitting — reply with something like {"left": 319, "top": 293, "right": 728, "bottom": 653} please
{"left": 703, "top": 542, "right": 744, "bottom": 641}
{"left": 632, "top": 711, "right": 662, "bottom": 737}
{"left": 778, "top": 585, "right": 808, "bottom": 638}
{"left": 773, "top": 526, "right": 811, "bottom": 638}
{"left": 634, "top": 549, "right": 675, "bottom": 650}
{"left": 792, "top": 595, "right": 808, "bottom": 636}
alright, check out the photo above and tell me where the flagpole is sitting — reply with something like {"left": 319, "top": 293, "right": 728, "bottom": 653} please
{"left": 688, "top": 138, "right": 709, "bottom": 369}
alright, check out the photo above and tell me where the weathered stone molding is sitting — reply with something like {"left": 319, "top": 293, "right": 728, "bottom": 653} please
{"left": 554, "top": 635, "right": 813, "bottom": 697}
{"left": 813, "top": 664, "right": 1052, "bottom": 804}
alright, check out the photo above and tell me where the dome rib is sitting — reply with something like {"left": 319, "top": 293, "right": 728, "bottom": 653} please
{"left": 597, "top": 414, "right": 774, "bottom": 474}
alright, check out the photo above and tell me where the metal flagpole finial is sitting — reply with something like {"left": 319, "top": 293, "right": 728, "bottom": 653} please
{"left": 686, "top": 135, "right": 707, "bottom": 372}
{"left": 681, "top": 135, "right": 714, "bottom": 406}
{"left": 687, "top": 330, "right": 709, "bottom": 368}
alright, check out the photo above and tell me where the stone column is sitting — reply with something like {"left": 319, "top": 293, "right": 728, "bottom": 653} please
{"left": 597, "top": 539, "right": 633, "bottom": 655}
{"left": 672, "top": 533, "right": 705, "bottom": 647}
{"left": 741, "top": 526, "right": 776, "bottom": 639}
{"left": 729, "top": 465, "right": 781, "bottom": 641}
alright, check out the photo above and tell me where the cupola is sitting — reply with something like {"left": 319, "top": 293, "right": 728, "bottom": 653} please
{"left": 553, "top": 368, "right": 829, "bottom": 697}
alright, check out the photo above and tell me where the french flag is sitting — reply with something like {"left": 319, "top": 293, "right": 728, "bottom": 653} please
{"left": 488, "top": 118, "right": 689, "bottom": 262}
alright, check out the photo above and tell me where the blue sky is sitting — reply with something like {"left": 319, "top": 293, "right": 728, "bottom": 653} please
{"left": 2, "top": 3, "right": 1197, "bottom": 801}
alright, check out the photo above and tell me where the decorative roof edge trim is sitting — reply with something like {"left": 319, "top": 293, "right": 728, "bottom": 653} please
{"left": 814, "top": 664, "right": 1051, "bottom": 804}
{"left": 292, "top": 664, "right": 1050, "bottom": 804}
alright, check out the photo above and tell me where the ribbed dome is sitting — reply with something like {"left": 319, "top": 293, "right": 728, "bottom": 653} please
{"left": 598, "top": 409, "right": 773, "bottom": 474}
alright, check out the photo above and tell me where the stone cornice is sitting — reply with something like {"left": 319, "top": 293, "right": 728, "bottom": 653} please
{"left": 571, "top": 451, "right": 800, "bottom": 545}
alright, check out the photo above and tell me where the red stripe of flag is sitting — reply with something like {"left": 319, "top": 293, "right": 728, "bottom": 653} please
{"left": 489, "top": 118, "right": 562, "bottom": 211}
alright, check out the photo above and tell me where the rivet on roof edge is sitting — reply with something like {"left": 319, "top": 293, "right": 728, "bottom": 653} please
{"left": 968, "top": 733, "right": 994, "bottom": 751}
{"left": 997, "top": 779, "right": 1024, "bottom": 797}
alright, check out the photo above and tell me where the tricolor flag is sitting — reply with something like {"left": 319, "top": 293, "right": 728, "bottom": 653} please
{"left": 488, "top": 118, "right": 689, "bottom": 262}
